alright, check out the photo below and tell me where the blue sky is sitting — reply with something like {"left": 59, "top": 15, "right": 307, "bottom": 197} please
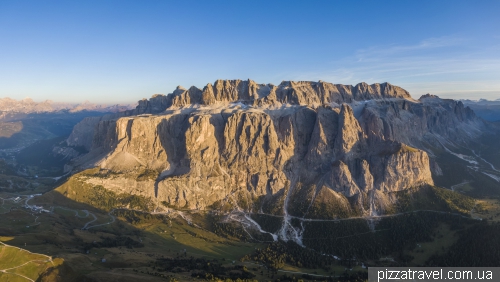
{"left": 1, "top": 0, "right": 499, "bottom": 103}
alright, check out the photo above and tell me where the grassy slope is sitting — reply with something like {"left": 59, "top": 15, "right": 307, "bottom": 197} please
{"left": 395, "top": 185, "right": 475, "bottom": 214}
{"left": 40, "top": 168, "right": 155, "bottom": 212}
{"left": 3, "top": 160, "right": 495, "bottom": 280}
{"left": 0, "top": 242, "right": 63, "bottom": 281}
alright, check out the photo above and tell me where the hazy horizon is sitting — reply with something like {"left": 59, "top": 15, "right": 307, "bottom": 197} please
{"left": 3, "top": 80, "right": 500, "bottom": 106}
{"left": 1, "top": 0, "right": 499, "bottom": 103}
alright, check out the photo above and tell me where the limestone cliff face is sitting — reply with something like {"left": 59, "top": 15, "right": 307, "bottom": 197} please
{"left": 65, "top": 80, "right": 414, "bottom": 151}
{"left": 73, "top": 107, "right": 433, "bottom": 215}
{"left": 66, "top": 116, "right": 102, "bottom": 150}
{"left": 358, "top": 97, "right": 484, "bottom": 148}
{"left": 65, "top": 79, "right": 483, "bottom": 218}
{"left": 66, "top": 111, "right": 129, "bottom": 151}
{"left": 95, "top": 80, "right": 411, "bottom": 112}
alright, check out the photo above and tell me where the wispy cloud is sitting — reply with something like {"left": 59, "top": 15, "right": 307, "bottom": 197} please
{"left": 355, "top": 36, "right": 466, "bottom": 61}
{"left": 292, "top": 36, "right": 500, "bottom": 100}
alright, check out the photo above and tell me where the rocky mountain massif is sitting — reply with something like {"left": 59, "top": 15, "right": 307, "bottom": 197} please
{"left": 65, "top": 80, "right": 485, "bottom": 221}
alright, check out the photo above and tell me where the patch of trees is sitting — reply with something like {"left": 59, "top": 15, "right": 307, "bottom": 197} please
{"left": 433, "top": 148, "right": 500, "bottom": 198}
{"left": 211, "top": 222, "right": 251, "bottom": 241}
{"left": 433, "top": 151, "right": 475, "bottom": 189}
{"left": 466, "top": 171, "right": 500, "bottom": 198}
{"left": 426, "top": 221, "right": 500, "bottom": 266}
{"left": 154, "top": 257, "right": 256, "bottom": 281}
{"left": 114, "top": 209, "right": 165, "bottom": 225}
{"left": 477, "top": 132, "right": 500, "bottom": 169}
{"left": 301, "top": 193, "right": 361, "bottom": 220}
{"left": 302, "top": 212, "right": 473, "bottom": 262}
{"left": 302, "top": 219, "right": 375, "bottom": 261}
{"left": 249, "top": 214, "right": 283, "bottom": 234}
{"left": 431, "top": 186, "right": 475, "bottom": 213}
{"left": 83, "top": 185, "right": 155, "bottom": 211}
{"left": 88, "top": 169, "right": 120, "bottom": 179}
{"left": 279, "top": 272, "right": 367, "bottom": 282}
{"left": 83, "top": 235, "right": 143, "bottom": 251}
{"left": 243, "top": 240, "right": 335, "bottom": 270}
{"left": 206, "top": 214, "right": 251, "bottom": 241}
{"left": 132, "top": 269, "right": 179, "bottom": 281}
{"left": 395, "top": 185, "right": 474, "bottom": 214}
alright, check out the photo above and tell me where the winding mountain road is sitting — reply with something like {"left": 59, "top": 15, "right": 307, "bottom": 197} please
{"left": 84, "top": 209, "right": 116, "bottom": 230}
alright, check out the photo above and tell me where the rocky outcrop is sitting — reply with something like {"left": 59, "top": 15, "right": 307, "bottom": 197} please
{"left": 108, "top": 80, "right": 411, "bottom": 113}
{"left": 66, "top": 79, "right": 484, "bottom": 218}
{"left": 66, "top": 111, "right": 131, "bottom": 150}
{"left": 66, "top": 117, "right": 102, "bottom": 150}
{"left": 358, "top": 96, "right": 484, "bottom": 147}
{"left": 65, "top": 80, "right": 415, "bottom": 152}
{"left": 72, "top": 108, "right": 432, "bottom": 215}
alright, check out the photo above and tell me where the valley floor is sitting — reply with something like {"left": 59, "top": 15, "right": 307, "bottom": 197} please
{"left": 0, "top": 182, "right": 494, "bottom": 282}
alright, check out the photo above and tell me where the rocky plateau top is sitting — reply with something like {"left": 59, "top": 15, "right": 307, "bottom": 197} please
{"left": 64, "top": 79, "right": 484, "bottom": 220}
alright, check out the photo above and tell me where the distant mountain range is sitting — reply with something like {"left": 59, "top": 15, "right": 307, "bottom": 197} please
{"left": 0, "top": 98, "right": 135, "bottom": 151}
{"left": 0, "top": 97, "right": 135, "bottom": 115}
{"left": 461, "top": 99, "right": 500, "bottom": 122}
